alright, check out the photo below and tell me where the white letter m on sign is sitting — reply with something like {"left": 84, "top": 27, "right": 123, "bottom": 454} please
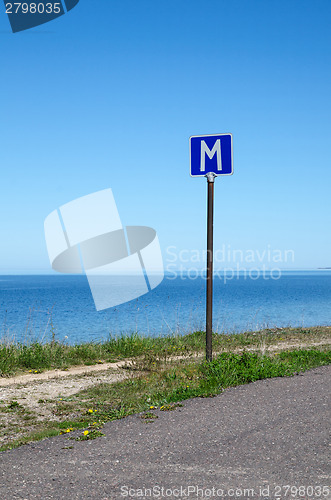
{"left": 200, "top": 139, "right": 222, "bottom": 172}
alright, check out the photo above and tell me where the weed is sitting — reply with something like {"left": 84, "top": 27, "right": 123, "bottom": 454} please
{"left": 160, "top": 403, "right": 183, "bottom": 411}
{"left": 74, "top": 429, "right": 105, "bottom": 441}
{"left": 140, "top": 412, "right": 158, "bottom": 420}
{"left": 7, "top": 401, "right": 21, "bottom": 410}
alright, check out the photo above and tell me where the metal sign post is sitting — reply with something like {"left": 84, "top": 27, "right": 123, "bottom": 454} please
{"left": 190, "top": 133, "right": 233, "bottom": 362}
{"left": 206, "top": 172, "right": 215, "bottom": 361}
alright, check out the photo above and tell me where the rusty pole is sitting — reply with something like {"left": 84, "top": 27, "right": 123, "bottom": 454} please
{"left": 206, "top": 172, "right": 215, "bottom": 362}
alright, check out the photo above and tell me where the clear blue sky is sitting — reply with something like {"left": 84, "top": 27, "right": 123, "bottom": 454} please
{"left": 0, "top": 0, "right": 330, "bottom": 273}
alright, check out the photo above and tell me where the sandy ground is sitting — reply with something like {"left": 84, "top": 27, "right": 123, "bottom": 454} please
{"left": 0, "top": 359, "right": 129, "bottom": 387}
{"left": 0, "top": 367, "right": 129, "bottom": 408}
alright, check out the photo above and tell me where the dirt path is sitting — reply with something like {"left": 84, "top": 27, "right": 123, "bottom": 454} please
{"left": 0, "top": 368, "right": 129, "bottom": 407}
{"left": 0, "top": 360, "right": 129, "bottom": 387}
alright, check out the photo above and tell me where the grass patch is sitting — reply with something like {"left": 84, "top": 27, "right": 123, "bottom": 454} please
{"left": 0, "top": 326, "right": 330, "bottom": 377}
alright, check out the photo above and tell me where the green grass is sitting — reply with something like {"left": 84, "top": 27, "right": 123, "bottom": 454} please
{"left": 0, "top": 326, "right": 330, "bottom": 377}
{"left": 83, "top": 349, "right": 330, "bottom": 411}
{"left": 1, "top": 346, "right": 330, "bottom": 452}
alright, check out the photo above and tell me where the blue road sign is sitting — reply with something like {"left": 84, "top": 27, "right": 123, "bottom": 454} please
{"left": 190, "top": 133, "right": 233, "bottom": 177}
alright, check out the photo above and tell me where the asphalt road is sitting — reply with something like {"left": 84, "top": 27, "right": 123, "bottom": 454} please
{"left": 0, "top": 365, "right": 330, "bottom": 500}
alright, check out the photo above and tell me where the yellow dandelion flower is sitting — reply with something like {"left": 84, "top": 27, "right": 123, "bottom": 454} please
{"left": 84, "top": 430, "right": 89, "bottom": 436}
{"left": 88, "top": 409, "right": 93, "bottom": 413}
{"left": 150, "top": 406, "right": 154, "bottom": 409}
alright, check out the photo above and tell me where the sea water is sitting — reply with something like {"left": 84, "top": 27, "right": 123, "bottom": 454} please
{"left": 0, "top": 271, "right": 330, "bottom": 344}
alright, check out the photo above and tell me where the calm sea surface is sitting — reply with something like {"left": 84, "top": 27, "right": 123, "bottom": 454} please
{"left": 0, "top": 272, "right": 330, "bottom": 344}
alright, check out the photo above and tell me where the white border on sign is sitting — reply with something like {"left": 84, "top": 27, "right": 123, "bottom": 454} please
{"left": 189, "top": 133, "right": 233, "bottom": 177}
